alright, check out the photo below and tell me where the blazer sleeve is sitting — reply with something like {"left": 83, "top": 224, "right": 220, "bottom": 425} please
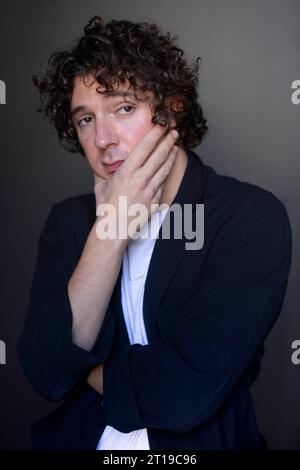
{"left": 17, "top": 203, "right": 116, "bottom": 402}
{"left": 102, "top": 193, "right": 292, "bottom": 433}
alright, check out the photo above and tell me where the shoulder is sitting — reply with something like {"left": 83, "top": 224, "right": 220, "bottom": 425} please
{"left": 40, "top": 193, "right": 96, "bottom": 253}
{"left": 50, "top": 192, "right": 95, "bottom": 221}
{"left": 46, "top": 192, "right": 96, "bottom": 235}
{"left": 203, "top": 162, "right": 290, "bottom": 227}
{"left": 199, "top": 161, "right": 292, "bottom": 263}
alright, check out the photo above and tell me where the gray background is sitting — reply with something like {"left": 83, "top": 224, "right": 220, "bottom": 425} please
{"left": 0, "top": 0, "right": 299, "bottom": 449}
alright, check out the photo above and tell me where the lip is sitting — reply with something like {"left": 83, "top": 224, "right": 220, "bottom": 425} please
{"left": 103, "top": 160, "right": 124, "bottom": 172}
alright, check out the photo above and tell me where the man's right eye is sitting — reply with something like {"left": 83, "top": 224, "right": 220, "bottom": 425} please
{"left": 78, "top": 116, "right": 93, "bottom": 128}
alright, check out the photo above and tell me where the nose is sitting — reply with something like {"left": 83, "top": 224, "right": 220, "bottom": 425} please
{"left": 94, "top": 115, "right": 119, "bottom": 149}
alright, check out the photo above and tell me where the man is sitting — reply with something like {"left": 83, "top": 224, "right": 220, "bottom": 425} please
{"left": 18, "top": 16, "right": 292, "bottom": 450}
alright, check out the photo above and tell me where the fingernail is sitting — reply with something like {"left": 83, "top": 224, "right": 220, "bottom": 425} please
{"left": 170, "top": 129, "right": 179, "bottom": 140}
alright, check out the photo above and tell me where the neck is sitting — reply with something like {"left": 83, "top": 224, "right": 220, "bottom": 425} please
{"left": 159, "top": 147, "right": 188, "bottom": 207}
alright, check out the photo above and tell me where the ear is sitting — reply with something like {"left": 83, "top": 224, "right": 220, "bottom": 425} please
{"left": 165, "top": 97, "right": 183, "bottom": 127}
{"left": 169, "top": 97, "right": 184, "bottom": 113}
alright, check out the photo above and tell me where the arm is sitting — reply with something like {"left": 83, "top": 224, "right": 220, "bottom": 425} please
{"left": 68, "top": 222, "right": 125, "bottom": 351}
{"left": 17, "top": 204, "right": 116, "bottom": 401}
{"left": 18, "top": 126, "right": 178, "bottom": 401}
{"left": 68, "top": 126, "right": 178, "bottom": 351}
{"left": 101, "top": 194, "right": 292, "bottom": 433}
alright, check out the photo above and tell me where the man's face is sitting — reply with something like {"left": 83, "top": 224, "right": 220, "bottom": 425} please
{"left": 71, "top": 74, "right": 156, "bottom": 179}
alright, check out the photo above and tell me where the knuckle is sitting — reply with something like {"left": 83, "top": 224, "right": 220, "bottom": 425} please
{"left": 148, "top": 183, "right": 156, "bottom": 198}
{"left": 136, "top": 172, "right": 148, "bottom": 190}
{"left": 143, "top": 136, "right": 153, "bottom": 147}
{"left": 153, "top": 187, "right": 163, "bottom": 202}
{"left": 165, "top": 163, "right": 172, "bottom": 175}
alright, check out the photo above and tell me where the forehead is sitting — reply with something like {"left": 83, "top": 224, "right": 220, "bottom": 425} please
{"left": 71, "top": 74, "right": 151, "bottom": 107}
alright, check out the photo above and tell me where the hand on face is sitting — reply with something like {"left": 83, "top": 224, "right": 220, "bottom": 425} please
{"left": 93, "top": 125, "right": 179, "bottom": 240}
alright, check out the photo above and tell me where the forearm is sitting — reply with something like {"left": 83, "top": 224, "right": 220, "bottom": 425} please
{"left": 87, "top": 363, "right": 104, "bottom": 395}
{"left": 68, "top": 128, "right": 177, "bottom": 352}
{"left": 68, "top": 218, "right": 126, "bottom": 351}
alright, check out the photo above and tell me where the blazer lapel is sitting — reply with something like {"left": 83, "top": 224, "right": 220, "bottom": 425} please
{"left": 108, "top": 151, "right": 207, "bottom": 345}
{"left": 143, "top": 151, "right": 207, "bottom": 341}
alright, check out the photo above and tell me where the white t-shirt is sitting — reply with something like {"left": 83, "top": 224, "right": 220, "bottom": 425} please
{"left": 96, "top": 208, "right": 168, "bottom": 450}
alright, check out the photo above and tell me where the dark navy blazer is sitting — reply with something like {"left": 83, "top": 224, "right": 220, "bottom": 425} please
{"left": 18, "top": 151, "right": 292, "bottom": 450}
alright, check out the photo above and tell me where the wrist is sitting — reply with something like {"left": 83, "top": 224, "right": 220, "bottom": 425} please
{"left": 90, "top": 217, "right": 129, "bottom": 253}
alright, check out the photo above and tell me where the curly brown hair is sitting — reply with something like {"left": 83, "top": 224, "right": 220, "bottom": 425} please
{"left": 33, "top": 15, "right": 208, "bottom": 155}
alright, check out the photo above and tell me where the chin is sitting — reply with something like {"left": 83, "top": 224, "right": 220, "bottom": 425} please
{"left": 97, "top": 172, "right": 110, "bottom": 180}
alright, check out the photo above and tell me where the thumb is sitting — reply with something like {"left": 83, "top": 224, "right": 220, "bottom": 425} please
{"left": 93, "top": 172, "right": 107, "bottom": 191}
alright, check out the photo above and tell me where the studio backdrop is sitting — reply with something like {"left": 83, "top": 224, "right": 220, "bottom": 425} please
{"left": 0, "top": 0, "right": 299, "bottom": 450}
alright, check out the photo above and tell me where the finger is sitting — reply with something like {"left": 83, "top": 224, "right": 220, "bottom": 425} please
{"left": 121, "top": 125, "right": 169, "bottom": 172}
{"left": 149, "top": 145, "right": 179, "bottom": 192}
{"left": 139, "top": 130, "right": 179, "bottom": 179}
{"left": 150, "top": 186, "right": 164, "bottom": 214}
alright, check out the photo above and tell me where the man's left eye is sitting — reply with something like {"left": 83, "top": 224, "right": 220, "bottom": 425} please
{"left": 118, "top": 105, "right": 135, "bottom": 115}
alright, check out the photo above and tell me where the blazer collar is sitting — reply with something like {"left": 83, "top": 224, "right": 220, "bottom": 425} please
{"left": 171, "top": 149, "right": 207, "bottom": 206}
{"left": 111, "top": 150, "right": 207, "bottom": 343}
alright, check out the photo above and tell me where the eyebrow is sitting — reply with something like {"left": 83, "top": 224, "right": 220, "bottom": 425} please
{"left": 70, "top": 92, "right": 139, "bottom": 118}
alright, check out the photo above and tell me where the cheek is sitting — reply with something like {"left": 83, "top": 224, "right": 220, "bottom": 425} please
{"left": 79, "top": 131, "right": 93, "bottom": 149}
{"left": 124, "top": 115, "right": 154, "bottom": 148}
